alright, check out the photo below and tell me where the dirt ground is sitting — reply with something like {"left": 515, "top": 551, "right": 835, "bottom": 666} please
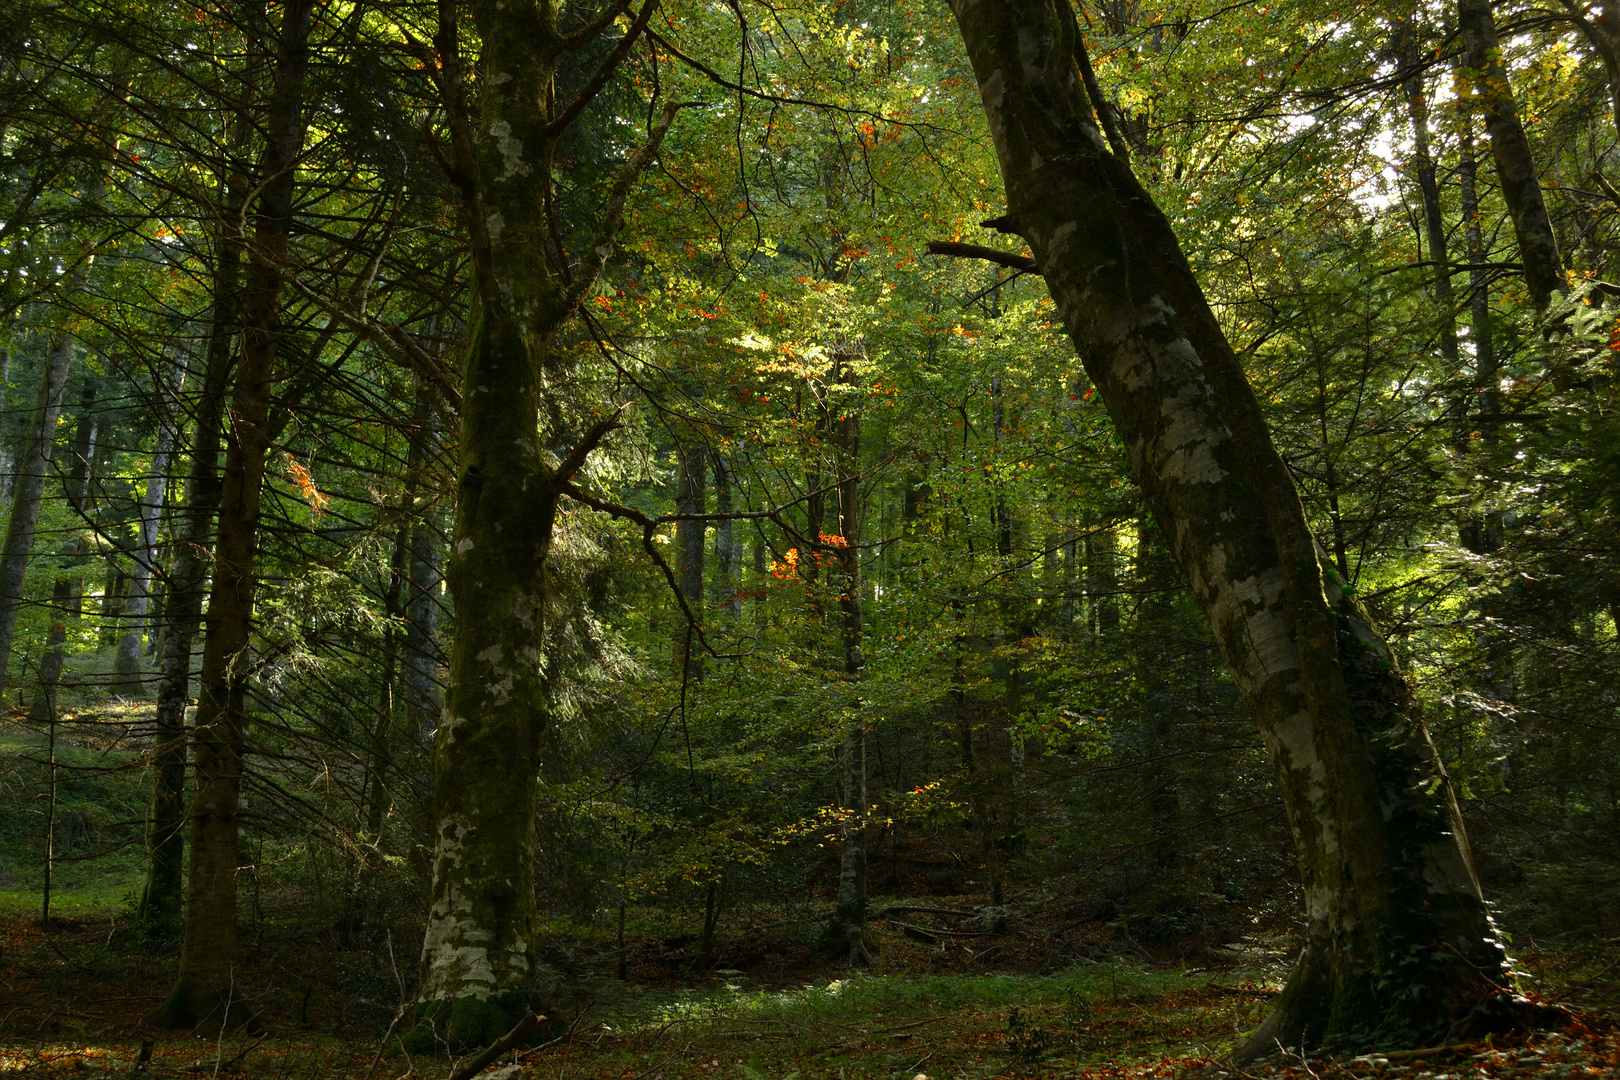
{"left": 0, "top": 904, "right": 1616, "bottom": 1080}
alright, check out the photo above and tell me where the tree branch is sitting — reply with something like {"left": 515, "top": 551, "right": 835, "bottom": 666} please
{"left": 562, "top": 100, "right": 689, "bottom": 314}
{"left": 447, "top": 1011, "right": 544, "bottom": 1080}
{"left": 288, "top": 278, "right": 463, "bottom": 411}
{"left": 546, "top": 0, "right": 660, "bottom": 140}
{"left": 925, "top": 240, "right": 1040, "bottom": 274}
{"left": 551, "top": 408, "right": 627, "bottom": 487}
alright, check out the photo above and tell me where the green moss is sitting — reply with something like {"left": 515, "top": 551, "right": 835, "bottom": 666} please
{"left": 402, "top": 992, "right": 532, "bottom": 1052}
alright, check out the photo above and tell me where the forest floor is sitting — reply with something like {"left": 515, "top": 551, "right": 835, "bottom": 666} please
{"left": 0, "top": 902, "right": 1616, "bottom": 1080}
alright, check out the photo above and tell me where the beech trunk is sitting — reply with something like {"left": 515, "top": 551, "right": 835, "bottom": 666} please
{"left": 947, "top": 0, "right": 1515, "bottom": 1052}
{"left": 411, "top": 0, "right": 679, "bottom": 1042}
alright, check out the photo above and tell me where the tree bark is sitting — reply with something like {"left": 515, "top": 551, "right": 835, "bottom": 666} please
{"left": 115, "top": 362, "right": 183, "bottom": 694}
{"left": 30, "top": 391, "right": 96, "bottom": 721}
{"left": 673, "top": 438, "right": 706, "bottom": 677}
{"left": 403, "top": 378, "right": 443, "bottom": 757}
{"left": 1458, "top": 0, "right": 1566, "bottom": 307}
{"left": 825, "top": 374, "right": 872, "bottom": 963}
{"left": 1396, "top": 31, "right": 1460, "bottom": 369}
{"left": 947, "top": 0, "right": 1513, "bottom": 1053}
{"left": 712, "top": 452, "right": 741, "bottom": 620}
{"left": 148, "top": 0, "right": 313, "bottom": 1029}
{"left": 140, "top": 167, "right": 246, "bottom": 932}
{"left": 0, "top": 335, "right": 75, "bottom": 699}
{"left": 29, "top": 564, "right": 75, "bottom": 724}
{"left": 411, "top": 0, "right": 678, "bottom": 1041}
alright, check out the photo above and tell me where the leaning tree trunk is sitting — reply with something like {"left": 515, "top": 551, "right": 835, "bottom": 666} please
{"left": 1458, "top": 0, "right": 1566, "bottom": 307}
{"left": 0, "top": 335, "right": 76, "bottom": 699}
{"left": 114, "top": 361, "right": 183, "bottom": 694}
{"left": 148, "top": 0, "right": 312, "bottom": 1029}
{"left": 945, "top": 0, "right": 1514, "bottom": 1054}
{"left": 410, "top": 0, "right": 679, "bottom": 1042}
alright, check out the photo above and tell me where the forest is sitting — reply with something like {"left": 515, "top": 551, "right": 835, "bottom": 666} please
{"left": 1, "top": 0, "right": 1619, "bottom": 1074}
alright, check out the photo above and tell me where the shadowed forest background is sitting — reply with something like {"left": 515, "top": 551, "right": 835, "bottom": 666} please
{"left": 1, "top": 0, "right": 1620, "bottom": 1072}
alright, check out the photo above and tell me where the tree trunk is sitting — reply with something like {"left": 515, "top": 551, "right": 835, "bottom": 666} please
{"left": 411, "top": 0, "right": 679, "bottom": 1041}
{"left": 29, "top": 569, "right": 75, "bottom": 724}
{"left": 825, "top": 378, "right": 872, "bottom": 963}
{"left": 0, "top": 350, "right": 12, "bottom": 500}
{"left": 1397, "top": 33, "right": 1459, "bottom": 368}
{"left": 1457, "top": 114, "right": 1504, "bottom": 544}
{"left": 403, "top": 379, "right": 443, "bottom": 757}
{"left": 1458, "top": 0, "right": 1566, "bottom": 307}
{"left": 713, "top": 452, "right": 741, "bottom": 620}
{"left": 673, "top": 439, "right": 706, "bottom": 677}
{"left": 148, "top": 0, "right": 313, "bottom": 1030}
{"left": 140, "top": 168, "right": 247, "bottom": 933}
{"left": 0, "top": 335, "right": 75, "bottom": 699}
{"left": 30, "top": 393, "right": 96, "bottom": 719}
{"left": 946, "top": 0, "right": 1514, "bottom": 1053}
{"left": 115, "top": 362, "right": 183, "bottom": 694}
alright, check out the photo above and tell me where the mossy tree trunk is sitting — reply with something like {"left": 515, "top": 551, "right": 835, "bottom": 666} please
{"left": 148, "top": 0, "right": 312, "bottom": 1029}
{"left": 411, "top": 0, "right": 679, "bottom": 1045}
{"left": 947, "top": 0, "right": 1514, "bottom": 1054}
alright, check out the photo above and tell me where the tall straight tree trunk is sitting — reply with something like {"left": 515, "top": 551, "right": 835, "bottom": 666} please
{"left": 1134, "top": 521, "right": 1181, "bottom": 871}
{"left": 825, "top": 374, "right": 871, "bottom": 963}
{"left": 945, "top": 0, "right": 1513, "bottom": 1053}
{"left": 673, "top": 439, "right": 706, "bottom": 677}
{"left": 0, "top": 336, "right": 76, "bottom": 699}
{"left": 410, "top": 0, "right": 679, "bottom": 1040}
{"left": 114, "top": 362, "right": 183, "bottom": 694}
{"left": 31, "top": 392, "right": 96, "bottom": 721}
{"left": 30, "top": 561, "right": 76, "bottom": 723}
{"left": 712, "top": 452, "right": 741, "bottom": 620}
{"left": 1458, "top": 0, "right": 1566, "bottom": 306}
{"left": 0, "top": 350, "right": 12, "bottom": 499}
{"left": 149, "top": 0, "right": 313, "bottom": 1029}
{"left": 141, "top": 170, "right": 247, "bottom": 931}
{"left": 1397, "top": 32, "right": 1460, "bottom": 368}
{"left": 403, "top": 379, "right": 443, "bottom": 756}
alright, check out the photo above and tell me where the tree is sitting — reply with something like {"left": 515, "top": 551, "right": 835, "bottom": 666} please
{"left": 942, "top": 0, "right": 1516, "bottom": 1053}
{"left": 408, "top": 0, "right": 682, "bottom": 1042}
{"left": 150, "top": 0, "right": 315, "bottom": 1027}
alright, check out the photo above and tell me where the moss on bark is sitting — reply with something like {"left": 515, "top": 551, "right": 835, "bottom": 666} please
{"left": 943, "top": 0, "right": 1515, "bottom": 1055}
